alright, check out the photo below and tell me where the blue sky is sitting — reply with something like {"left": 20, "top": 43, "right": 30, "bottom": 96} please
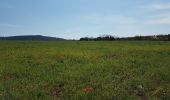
{"left": 0, "top": 0, "right": 170, "bottom": 39}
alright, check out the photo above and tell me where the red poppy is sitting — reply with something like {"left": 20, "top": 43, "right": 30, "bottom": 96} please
{"left": 82, "top": 85, "right": 94, "bottom": 93}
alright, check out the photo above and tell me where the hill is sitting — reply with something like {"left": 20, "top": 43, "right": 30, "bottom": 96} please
{"left": 0, "top": 35, "right": 65, "bottom": 41}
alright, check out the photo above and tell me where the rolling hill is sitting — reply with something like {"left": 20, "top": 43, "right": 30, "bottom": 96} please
{"left": 0, "top": 35, "right": 65, "bottom": 41}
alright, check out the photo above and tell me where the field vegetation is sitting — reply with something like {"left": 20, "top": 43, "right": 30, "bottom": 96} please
{"left": 0, "top": 41, "right": 170, "bottom": 100}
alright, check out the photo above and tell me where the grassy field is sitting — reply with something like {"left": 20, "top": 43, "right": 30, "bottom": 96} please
{"left": 0, "top": 41, "right": 170, "bottom": 100}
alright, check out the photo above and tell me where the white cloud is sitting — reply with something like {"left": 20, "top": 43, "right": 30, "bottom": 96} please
{"left": 143, "top": 3, "right": 170, "bottom": 10}
{"left": 143, "top": 3, "right": 170, "bottom": 24}
{"left": 0, "top": 23, "right": 22, "bottom": 28}
{"left": 147, "top": 17, "right": 170, "bottom": 24}
{"left": 145, "top": 13, "right": 170, "bottom": 24}
{"left": 55, "top": 14, "right": 140, "bottom": 39}
{"left": 147, "top": 13, "right": 170, "bottom": 18}
{"left": 81, "top": 14, "right": 137, "bottom": 25}
{"left": 61, "top": 14, "right": 138, "bottom": 34}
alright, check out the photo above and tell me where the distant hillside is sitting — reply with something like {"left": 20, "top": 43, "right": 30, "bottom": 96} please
{"left": 0, "top": 35, "right": 65, "bottom": 41}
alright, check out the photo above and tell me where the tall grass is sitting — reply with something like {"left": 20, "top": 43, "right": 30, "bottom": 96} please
{"left": 0, "top": 41, "right": 170, "bottom": 100}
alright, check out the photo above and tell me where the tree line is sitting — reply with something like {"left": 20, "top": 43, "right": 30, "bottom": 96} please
{"left": 80, "top": 34, "right": 170, "bottom": 41}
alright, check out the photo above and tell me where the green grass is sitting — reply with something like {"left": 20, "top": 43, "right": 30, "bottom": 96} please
{"left": 0, "top": 41, "right": 170, "bottom": 100}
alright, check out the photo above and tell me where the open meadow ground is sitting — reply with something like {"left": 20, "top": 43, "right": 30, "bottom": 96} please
{"left": 0, "top": 41, "right": 170, "bottom": 100}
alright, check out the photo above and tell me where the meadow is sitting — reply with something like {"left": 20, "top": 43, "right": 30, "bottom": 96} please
{"left": 0, "top": 41, "right": 170, "bottom": 100}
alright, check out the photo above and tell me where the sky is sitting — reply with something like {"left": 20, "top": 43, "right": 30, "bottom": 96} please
{"left": 0, "top": 0, "right": 170, "bottom": 39}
